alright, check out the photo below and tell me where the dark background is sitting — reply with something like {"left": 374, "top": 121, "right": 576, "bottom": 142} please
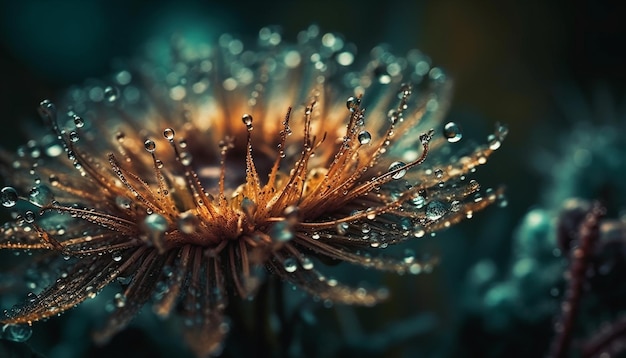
{"left": 1, "top": 0, "right": 626, "bottom": 357}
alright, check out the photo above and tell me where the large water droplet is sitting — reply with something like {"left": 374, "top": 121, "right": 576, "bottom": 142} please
{"left": 1, "top": 187, "right": 18, "bottom": 208}
{"left": 144, "top": 139, "right": 156, "bottom": 153}
{"left": 388, "top": 161, "right": 407, "bottom": 180}
{"left": 443, "top": 122, "right": 462, "bottom": 143}
{"left": 163, "top": 128, "right": 175, "bottom": 141}
{"left": 29, "top": 185, "right": 53, "bottom": 206}
{"left": 346, "top": 96, "right": 361, "bottom": 112}
{"left": 358, "top": 130, "right": 371, "bottom": 144}
{"left": 426, "top": 201, "right": 447, "bottom": 221}
{"left": 1, "top": 323, "right": 32, "bottom": 342}
{"left": 242, "top": 114, "right": 253, "bottom": 131}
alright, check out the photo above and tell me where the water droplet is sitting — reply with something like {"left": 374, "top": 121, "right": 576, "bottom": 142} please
{"left": 114, "top": 292, "right": 126, "bottom": 307}
{"left": 346, "top": 96, "right": 361, "bottom": 112}
{"left": 115, "top": 196, "right": 131, "bottom": 210}
{"left": 144, "top": 139, "right": 156, "bottom": 153}
{"left": 163, "top": 128, "right": 175, "bottom": 141}
{"left": 358, "top": 130, "right": 371, "bottom": 144}
{"left": 410, "top": 194, "right": 426, "bottom": 207}
{"left": 497, "top": 193, "right": 508, "bottom": 208}
{"left": 283, "top": 258, "right": 298, "bottom": 273}
{"left": 73, "top": 115, "right": 84, "bottom": 128}
{"left": 112, "top": 254, "right": 122, "bottom": 262}
{"left": 38, "top": 100, "right": 56, "bottom": 123}
{"left": 443, "top": 122, "right": 462, "bottom": 143}
{"left": 336, "top": 222, "right": 349, "bottom": 235}
{"left": 434, "top": 168, "right": 444, "bottom": 178}
{"left": 1, "top": 187, "right": 18, "bottom": 208}
{"left": 388, "top": 161, "right": 407, "bottom": 179}
{"left": 387, "top": 109, "right": 399, "bottom": 124}
{"left": 180, "top": 151, "right": 192, "bottom": 166}
{"left": 104, "top": 86, "right": 120, "bottom": 102}
{"left": 242, "top": 114, "right": 253, "bottom": 131}
{"left": 49, "top": 175, "right": 60, "bottom": 186}
{"left": 69, "top": 131, "right": 79, "bottom": 143}
{"left": 2, "top": 324, "right": 32, "bottom": 342}
{"left": 469, "top": 179, "right": 480, "bottom": 191}
{"left": 426, "top": 201, "right": 447, "bottom": 221}
{"left": 144, "top": 213, "right": 168, "bottom": 233}
{"left": 419, "top": 129, "right": 434, "bottom": 144}
{"left": 488, "top": 134, "right": 501, "bottom": 150}
{"left": 29, "top": 185, "right": 53, "bottom": 206}
{"left": 301, "top": 256, "right": 314, "bottom": 270}
{"left": 24, "top": 211, "right": 35, "bottom": 223}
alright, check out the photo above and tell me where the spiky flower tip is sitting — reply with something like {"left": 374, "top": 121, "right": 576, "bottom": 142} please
{"left": 0, "top": 25, "right": 506, "bottom": 356}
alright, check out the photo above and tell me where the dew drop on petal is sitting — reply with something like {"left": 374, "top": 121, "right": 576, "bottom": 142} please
{"left": 24, "top": 211, "right": 35, "bottom": 223}
{"left": 163, "top": 128, "right": 175, "bottom": 141}
{"left": 242, "top": 114, "right": 253, "bottom": 131}
{"left": 387, "top": 109, "right": 399, "bottom": 124}
{"left": 388, "top": 161, "right": 407, "bottom": 179}
{"left": 73, "top": 115, "right": 84, "bottom": 128}
{"left": 301, "top": 256, "right": 314, "bottom": 270}
{"left": 180, "top": 151, "right": 192, "bottom": 166}
{"left": 283, "top": 257, "right": 298, "bottom": 273}
{"left": 450, "top": 200, "right": 461, "bottom": 212}
{"left": 144, "top": 139, "right": 156, "bottom": 153}
{"left": 426, "top": 201, "right": 447, "bottom": 221}
{"left": 1, "top": 187, "right": 18, "bottom": 208}
{"left": 358, "top": 130, "right": 371, "bottom": 144}
{"left": 488, "top": 134, "right": 501, "bottom": 150}
{"left": 443, "top": 122, "right": 462, "bottom": 143}
{"left": 69, "top": 131, "right": 79, "bottom": 143}
{"left": 346, "top": 96, "right": 360, "bottom": 112}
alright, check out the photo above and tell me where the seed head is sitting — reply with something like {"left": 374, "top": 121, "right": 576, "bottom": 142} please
{"left": 0, "top": 26, "right": 506, "bottom": 356}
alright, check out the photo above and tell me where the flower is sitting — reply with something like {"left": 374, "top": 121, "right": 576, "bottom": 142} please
{"left": 0, "top": 25, "right": 506, "bottom": 356}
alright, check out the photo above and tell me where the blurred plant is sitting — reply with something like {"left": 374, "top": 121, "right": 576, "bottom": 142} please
{"left": 0, "top": 26, "right": 505, "bottom": 357}
{"left": 456, "top": 86, "right": 626, "bottom": 357}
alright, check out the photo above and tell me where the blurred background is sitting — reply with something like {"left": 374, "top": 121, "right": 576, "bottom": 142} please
{"left": 1, "top": 0, "right": 626, "bottom": 357}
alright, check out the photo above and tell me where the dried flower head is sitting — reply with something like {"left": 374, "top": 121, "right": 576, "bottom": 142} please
{"left": 0, "top": 26, "right": 506, "bottom": 356}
